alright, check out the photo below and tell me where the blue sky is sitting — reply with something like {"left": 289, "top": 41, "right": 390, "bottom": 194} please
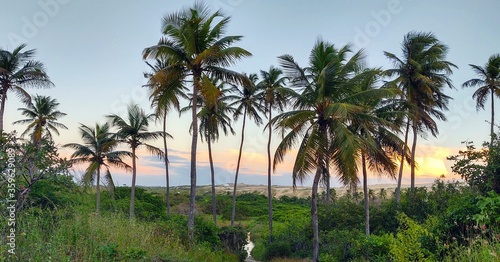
{"left": 1, "top": 0, "right": 499, "bottom": 187}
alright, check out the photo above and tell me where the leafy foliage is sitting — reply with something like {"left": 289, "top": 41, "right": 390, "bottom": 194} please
{"left": 448, "top": 133, "right": 500, "bottom": 193}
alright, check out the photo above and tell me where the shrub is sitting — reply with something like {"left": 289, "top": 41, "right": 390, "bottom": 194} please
{"left": 390, "top": 213, "right": 436, "bottom": 261}
{"left": 263, "top": 241, "right": 292, "bottom": 261}
{"left": 110, "top": 187, "right": 166, "bottom": 221}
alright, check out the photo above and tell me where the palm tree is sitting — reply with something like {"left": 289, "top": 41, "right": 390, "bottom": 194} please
{"left": 184, "top": 77, "right": 236, "bottom": 225}
{"left": 259, "top": 66, "right": 289, "bottom": 243}
{"left": 13, "top": 95, "right": 67, "bottom": 144}
{"left": 107, "top": 103, "right": 164, "bottom": 220}
{"left": 144, "top": 58, "right": 188, "bottom": 215}
{"left": 229, "top": 73, "right": 265, "bottom": 226}
{"left": 64, "top": 123, "right": 131, "bottom": 214}
{"left": 143, "top": 2, "right": 251, "bottom": 240}
{"left": 0, "top": 44, "right": 53, "bottom": 131}
{"left": 462, "top": 54, "right": 500, "bottom": 146}
{"left": 384, "top": 31, "right": 456, "bottom": 191}
{"left": 275, "top": 40, "right": 371, "bottom": 261}
{"left": 347, "top": 69, "right": 402, "bottom": 236}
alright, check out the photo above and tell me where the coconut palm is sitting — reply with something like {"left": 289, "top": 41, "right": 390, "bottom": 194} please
{"left": 64, "top": 123, "right": 131, "bottom": 214}
{"left": 384, "top": 31, "right": 456, "bottom": 191}
{"left": 13, "top": 95, "right": 67, "bottom": 144}
{"left": 347, "top": 69, "right": 402, "bottom": 236}
{"left": 462, "top": 54, "right": 500, "bottom": 146}
{"left": 201, "top": 79, "right": 236, "bottom": 226}
{"left": 143, "top": 2, "right": 251, "bottom": 239}
{"left": 183, "top": 77, "right": 236, "bottom": 225}
{"left": 275, "top": 40, "right": 372, "bottom": 261}
{"left": 107, "top": 103, "right": 164, "bottom": 220}
{"left": 0, "top": 44, "right": 53, "bottom": 131}
{"left": 259, "top": 66, "right": 289, "bottom": 243}
{"left": 229, "top": 73, "right": 265, "bottom": 226}
{"left": 144, "top": 58, "right": 188, "bottom": 215}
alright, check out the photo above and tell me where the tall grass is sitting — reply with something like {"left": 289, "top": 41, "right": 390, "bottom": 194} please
{"left": 1, "top": 206, "right": 238, "bottom": 261}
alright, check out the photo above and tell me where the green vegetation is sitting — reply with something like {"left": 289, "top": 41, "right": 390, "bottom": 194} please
{"left": 1, "top": 2, "right": 500, "bottom": 261}
{"left": 1, "top": 131, "right": 500, "bottom": 261}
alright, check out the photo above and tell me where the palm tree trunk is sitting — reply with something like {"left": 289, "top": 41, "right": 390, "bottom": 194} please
{"left": 231, "top": 108, "right": 247, "bottom": 226}
{"left": 267, "top": 105, "right": 273, "bottom": 243}
{"left": 188, "top": 73, "right": 201, "bottom": 242}
{"left": 491, "top": 90, "right": 495, "bottom": 146}
{"left": 396, "top": 121, "right": 410, "bottom": 204}
{"left": 312, "top": 164, "right": 321, "bottom": 262}
{"left": 325, "top": 160, "right": 330, "bottom": 204}
{"left": 410, "top": 123, "right": 418, "bottom": 190}
{"left": 129, "top": 146, "right": 137, "bottom": 220}
{"left": 96, "top": 167, "right": 101, "bottom": 214}
{"left": 0, "top": 87, "right": 7, "bottom": 131}
{"left": 163, "top": 112, "right": 170, "bottom": 215}
{"left": 208, "top": 137, "right": 217, "bottom": 226}
{"left": 362, "top": 152, "right": 369, "bottom": 236}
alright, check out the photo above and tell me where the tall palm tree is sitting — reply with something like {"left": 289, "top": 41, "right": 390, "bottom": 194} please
{"left": 107, "top": 103, "right": 164, "bottom": 220}
{"left": 144, "top": 58, "right": 188, "bottom": 215}
{"left": 64, "top": 123, "right": 131, "bottom": 214}
{"left": 259, "top": 66, "right": 289, "bottom": 243}
{"left": 229, "top": 73, "right": 265, "bottom": 226}
{"left": 200, "top": 78, "right": 236, "bottom": 226}
{"left": 13, "top": 95, "right": 67, "bottom": 144}
{"left": 183, "top": 77, "right": 236, "bottom": 225}
{"left": 347, "top": 69, "right": 403, "bottom": 235}
{"left": 0, "top": 44, "right": 53, "bottom": 131}
{"left": 275, "top": 40, "right": 371, "bottom": 261}
{"left": 462, "top": 54, "right": 500, "bottom": 146}
{"left": 384, "top": 31, "right": 456, "bottom": 190}
{"left": 143, "top": 2, "right": 251, "bottom": 240}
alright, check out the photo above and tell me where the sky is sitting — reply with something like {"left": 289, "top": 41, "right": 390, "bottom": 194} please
{"left": 1, "top": 0, "right": 499, "bottom": 188}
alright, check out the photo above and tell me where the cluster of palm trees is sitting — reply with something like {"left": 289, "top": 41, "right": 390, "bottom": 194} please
{"left": 64, "top": 103, "right": 164, "bottom": 220}
{"left": 2, "top": 2, "right": 499, "bottom": 261}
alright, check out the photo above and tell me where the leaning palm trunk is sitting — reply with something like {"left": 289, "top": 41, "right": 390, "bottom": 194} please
{"left": 267, "top": 106, "right": 273, "bottom": 243}
{"left": 325, "top": 160, "right": 331, "bottom": 204}
{"left": 396, "top": 121, "right": 410, "bottom": 204}
{"left": 491, "top": 91, "right": 495, "bottom": 146}
{"left": 208, "top": 137, "right": 217, "bottom": 226}
{"left": 129, "top": 147, "right": 137, "bottom": 220}
{"left": 96, "top": 168, "right": 101, "bottom": 214}
{"left": 163, "top": 113, "right": 171, "bottom": 215}
{"left": 188, "top": 74, "right": 201, "bottom": 241}
{"left": 362, "top": 153, "right": 369, "bottom": 236}
{"left": 0, "top": 88, "right": 7, "bottom": 131}
{"left": 231, "top": 108, "right": 247, "bottom": 226}
{"left": 410, "top": 124, "right": 418, "bottom": 190}
{"left": 311, "top": 163, "right": 322, "bottom": 262}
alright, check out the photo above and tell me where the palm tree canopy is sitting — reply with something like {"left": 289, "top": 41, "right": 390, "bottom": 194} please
{"left": 229, "top": 73, "right": 266, "bottom": 125}
{"left": 275, "top": 39, "right": 379, "bottom": 187}
{"left": 142, "top": 2, "right": 252, "bottom": 87}
{"left": 107, "top": 103, "right": 165, "bottom": 157}
{"left": 462, "top": 53, "right": 500, "bottom": 110}
{"left": 182, "top": 77, "right": 237, "bottom": 142}
{"left": 13, "top": 95, "right": 67, "bottom": 141}
{"left": 144, "top": 58, "right": 189, "bottom": 117}
{"left": 384, "top": 31, "right": 457, "bottom": 137}
{"left": 259, "top": 66, "right": 290, "bottom": 113}
{"left": 0, "top": 44, "right": 53, "bottom": 105}
{"left": 64, "top": 122, "right": 131, "bottom": 186}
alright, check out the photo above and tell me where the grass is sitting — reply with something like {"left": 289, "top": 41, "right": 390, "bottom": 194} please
{"left": 1, "top": 205, "right": 239, "bottom": 262}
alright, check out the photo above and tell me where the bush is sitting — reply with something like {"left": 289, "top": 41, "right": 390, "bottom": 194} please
{"left": 28, "top": 174, "right": 80, "bottom": 209}
{"left": 218, "top": 226, "right": 247, "bottom": 261}
{"left": 390, "top": 213, "right": 436, "bottom": 261}
{"left": 320, "top": 229, "right": 364, "bottom": 261}
{"left": 263, "top": 241, "right": 292, "bottom": 261}
{"left": 109, "top": 187, "right": 166, "bottom": 221}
